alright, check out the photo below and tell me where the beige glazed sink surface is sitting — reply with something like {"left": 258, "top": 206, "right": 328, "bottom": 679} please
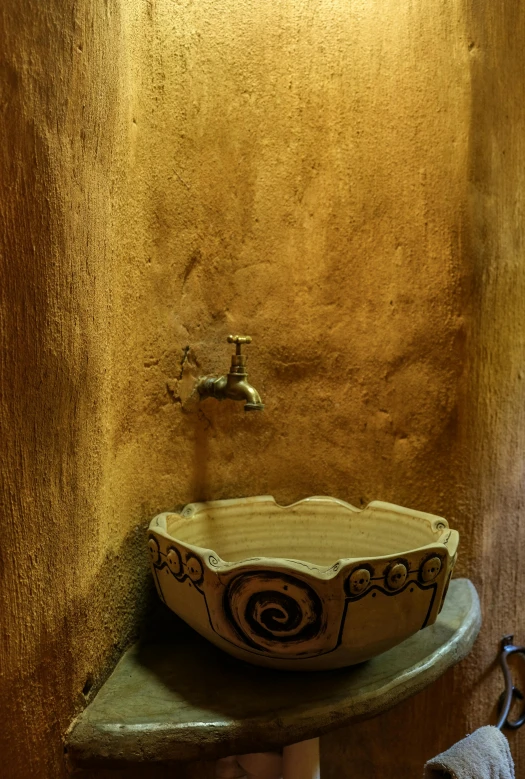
{"left": 148, "top": 495, "right": 459, "bottom": 670}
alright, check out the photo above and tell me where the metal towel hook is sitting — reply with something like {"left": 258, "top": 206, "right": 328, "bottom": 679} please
{"left": 496, "top": 635, "right": 525, "bottom": 730}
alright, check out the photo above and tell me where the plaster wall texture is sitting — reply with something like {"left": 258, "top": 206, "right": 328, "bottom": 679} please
{"left": 0, "top": 2, "right": 150, "bottom": 777}
{"left": 1, "top": 0, "right": 524, "bottom": 778}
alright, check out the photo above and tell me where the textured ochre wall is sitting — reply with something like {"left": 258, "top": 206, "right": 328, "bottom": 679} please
{"left": 114, "top": 0, "right": 470, "bottom": 524}
{"left": 1, "top": 0, "right": 525, "bottom": 778}
{"left": 0, "top": 2, "right": 151, "bottom": 777}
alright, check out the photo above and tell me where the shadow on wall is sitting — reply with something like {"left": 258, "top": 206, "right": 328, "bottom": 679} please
{"left": 49, "top": 526, "right": 153, "bottom": 777}
{"left": 66, "top": 537, "right": 218, "bottom": 779}
{"left": 192, "top": 409, "right": 211, "bottom": 501}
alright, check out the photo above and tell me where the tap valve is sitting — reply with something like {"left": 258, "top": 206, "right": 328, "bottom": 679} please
{"left": 227, "top": 335, "right": 252, "bottom": 375}
{"left": 196, "top": 334, "right": 264, "bottom": 411}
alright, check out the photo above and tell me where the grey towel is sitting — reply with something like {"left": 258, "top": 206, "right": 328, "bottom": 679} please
{"left": 424, "top": 726, "right": 515, "bottom": 779}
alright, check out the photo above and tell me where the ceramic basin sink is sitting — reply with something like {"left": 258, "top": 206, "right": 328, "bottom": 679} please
{"left": 148, "top": 495, "right": 458, "bottom": 670}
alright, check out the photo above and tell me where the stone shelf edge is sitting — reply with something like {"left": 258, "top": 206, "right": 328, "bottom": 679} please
{"left": 66, "top": 578, "right": 481, "bottom": 769}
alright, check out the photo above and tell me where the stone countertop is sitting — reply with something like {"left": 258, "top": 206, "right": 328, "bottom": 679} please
{"left": 66, "top": 578, "right": 480, "bottom": 769}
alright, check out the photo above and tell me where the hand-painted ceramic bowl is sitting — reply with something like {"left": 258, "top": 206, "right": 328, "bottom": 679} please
{"left": 148, "top": 495, "right": 458, "bottom": 670}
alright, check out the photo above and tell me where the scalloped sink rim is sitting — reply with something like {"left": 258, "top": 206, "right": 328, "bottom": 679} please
{"left": 148, "top": 495, "right": 459, "bottom": 670}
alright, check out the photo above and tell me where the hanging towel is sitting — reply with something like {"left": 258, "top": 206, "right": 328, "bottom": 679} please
{"left": 424, "top": 726, "right": 515, "bottom": 779}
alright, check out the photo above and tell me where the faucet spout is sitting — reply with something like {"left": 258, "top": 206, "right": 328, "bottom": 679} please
{"left": 196, "top": 374, "right": 264, "bottom": 411}
{"left": 227, "top": 378, "right": 264, "bottom": 411}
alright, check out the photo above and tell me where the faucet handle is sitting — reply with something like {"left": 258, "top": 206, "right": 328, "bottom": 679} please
{"left": 227, "top": 335, "right": 252, "bottom": 355}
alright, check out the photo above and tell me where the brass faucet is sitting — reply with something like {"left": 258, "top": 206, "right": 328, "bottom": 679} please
{"left": 196, "top": 335, "right": 264, "bottom": 412}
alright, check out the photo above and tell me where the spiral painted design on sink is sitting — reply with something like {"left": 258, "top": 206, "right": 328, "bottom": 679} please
{"left": 225, "top": 571, "right": 324, "bottom": 654}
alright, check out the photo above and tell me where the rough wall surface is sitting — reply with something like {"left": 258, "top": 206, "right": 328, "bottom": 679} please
{"left": 1, "top": 0, "right": 524, "bottom": 778}
{"left": 0, "top": 2, "right": 149, "bottom": 777}
{"left": 323, "top": 2, "right": 525, "bottom": 775}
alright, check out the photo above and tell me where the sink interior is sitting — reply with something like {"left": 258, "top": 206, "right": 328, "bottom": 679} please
{"left": 166, "top": 497, "right": 446, "bottom": 567}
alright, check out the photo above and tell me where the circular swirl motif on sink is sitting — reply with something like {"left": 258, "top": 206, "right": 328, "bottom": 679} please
{"left": 346, "top": 567, "right": 372, "bottom": 596}
{"left": 148, "top": 536, "right": 161, "bottom": 566}
{"left": 385, "top": 561, "right": 408, "bottom": 591}
{"left": 420, "top": 555, "right": 442, "bottom": 583}
{"left": 185, "top": 554, "right": 204, "bottom": 584}
{"left": 225, "top": 572, "right": 324, "bottom": 654}
{"left": 166, "top": 546, "right": 183, "bottom": 577}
